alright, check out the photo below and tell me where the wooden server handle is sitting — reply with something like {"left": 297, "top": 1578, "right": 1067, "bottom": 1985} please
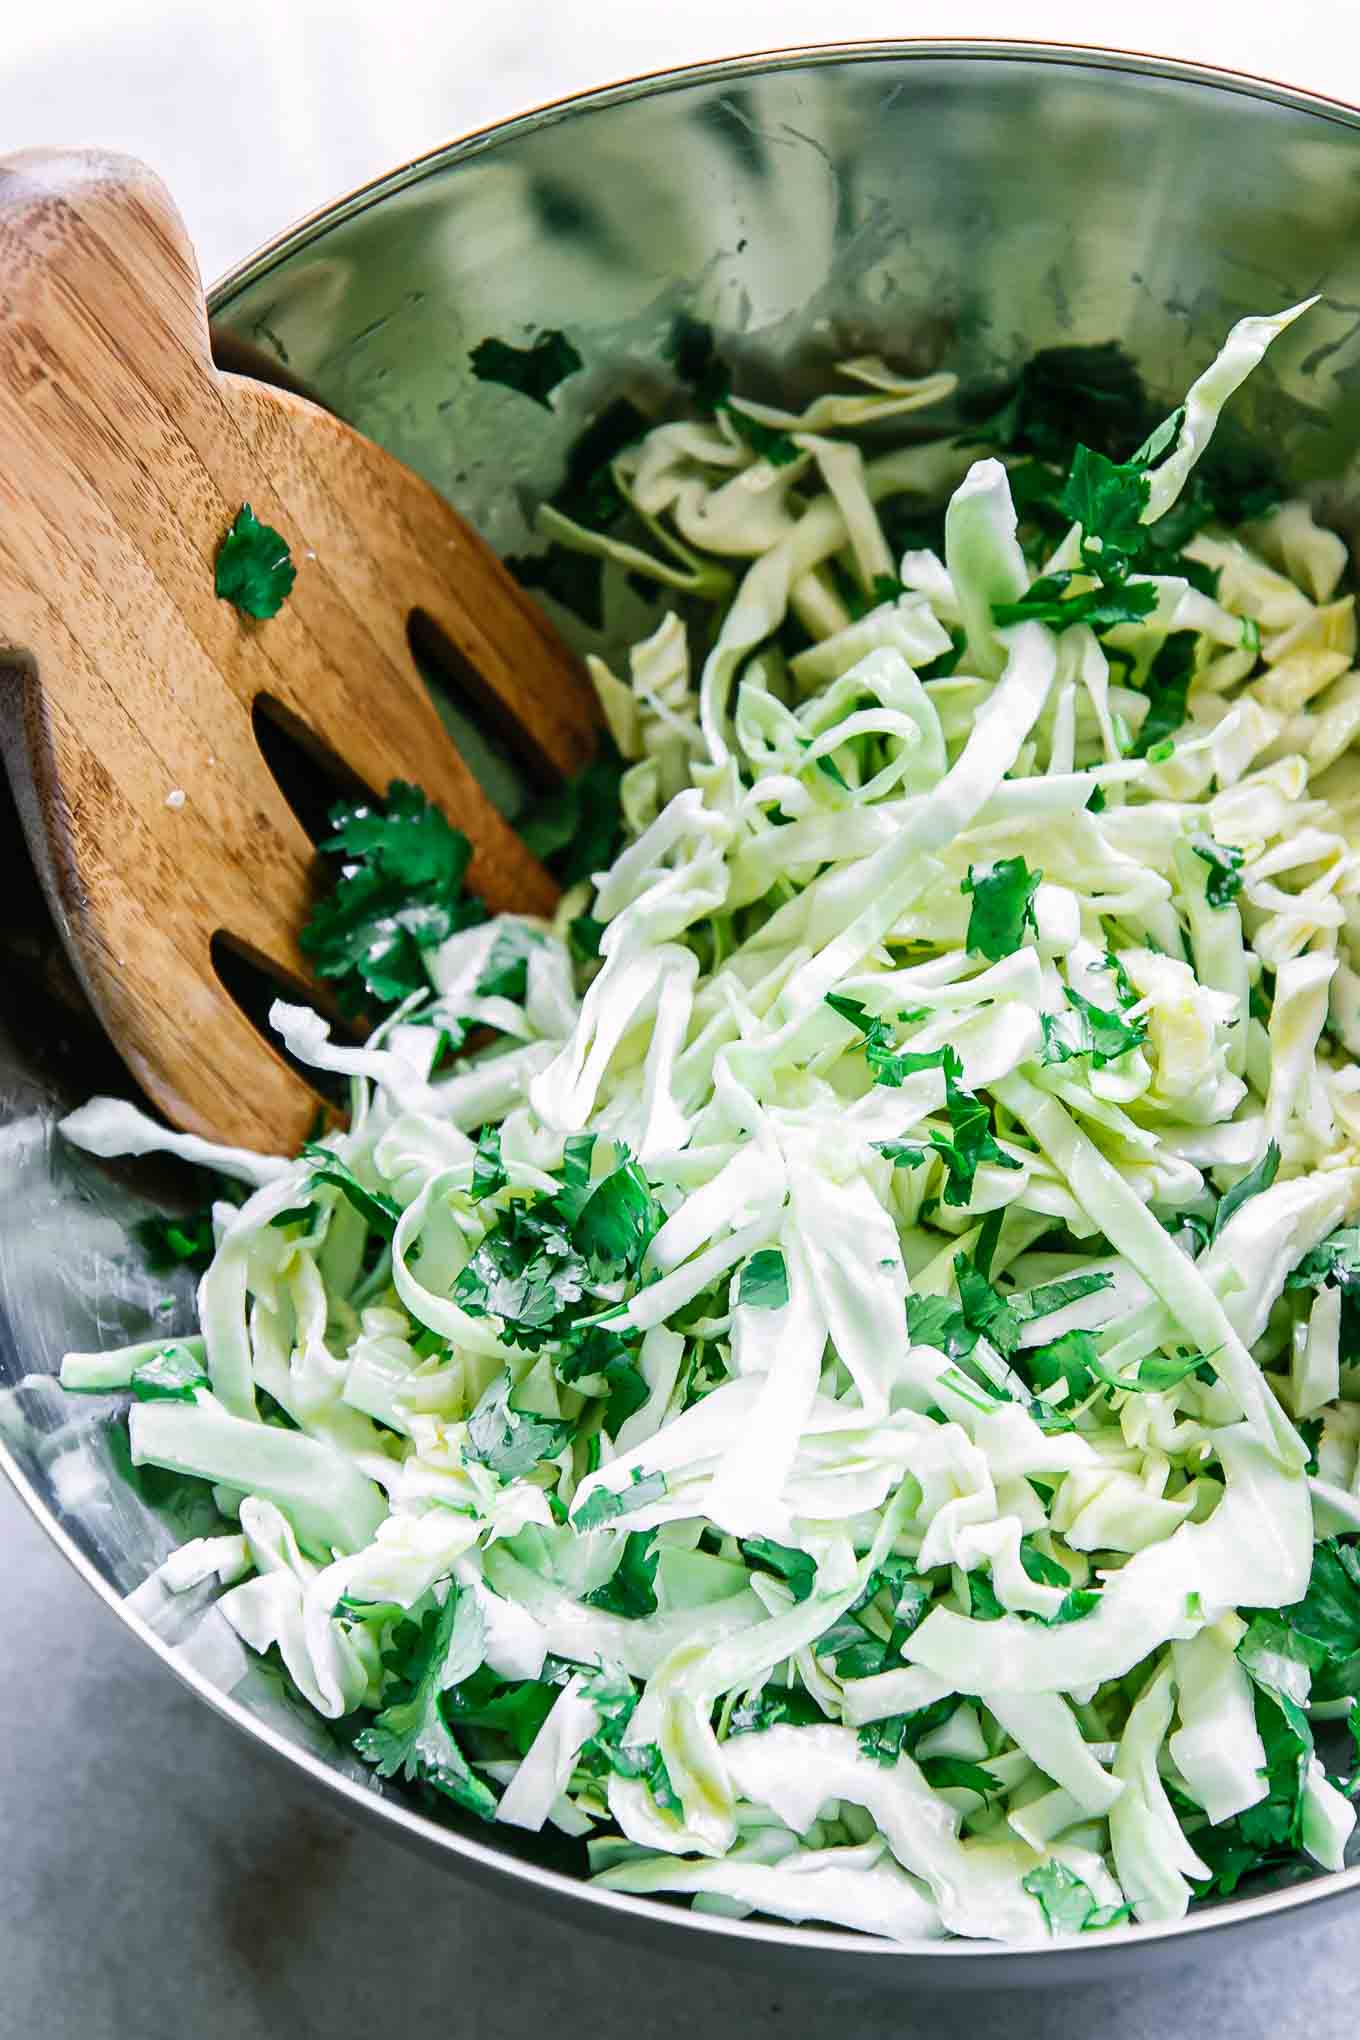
{"left": 0, "top": 149, "right": 597, "bottom": 1153}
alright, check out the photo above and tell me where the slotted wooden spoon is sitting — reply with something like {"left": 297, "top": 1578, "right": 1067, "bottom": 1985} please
{"left": 0, "top": 148, "right": 599, "bottom": 1153}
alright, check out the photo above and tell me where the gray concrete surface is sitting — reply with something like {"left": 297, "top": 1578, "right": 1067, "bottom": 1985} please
{"left": 3, "top": 1477, "right": 1357, "bottom": 2037}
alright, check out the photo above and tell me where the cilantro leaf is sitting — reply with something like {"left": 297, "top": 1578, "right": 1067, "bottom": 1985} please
{"left": 962, "top": 341, "right": 1152, "bottom": 466}
{"left": 475, "top": 924, "right": 540, "bottom": 1002}
{"left": 933, "top": 1058, "right": 1021, "bottom": 1207}
{"left": 738, "top": 1249, "right": 789, "bottom": 1310}
{"left": 470, "top": 1125, "right": 507, "bottom": 1202}
{"left": 555, "top": 1328, "right": 649, "bottom": 1440}
{"left": 1131, "top": 631, "right": 1196, "bottom": 758}
{"left": 573, "top": 1468, "right": 668, "bottom": 1532}
{"left": 1095, "top": 1347, "right": 1207, "bottom": 1394}
{"left": 214, "top": 503, "right": 296, "bottom": 619}
{"left": 1261, "top": 1539, "right": 1360, "bottom": 1704}
{"left": 907, "top": 1291, "right": 976, "bottom": 1361}
{"left": 453, "top": 1203, "right": 590, "bottom": 1349}
{"left": 741, "top": 1537, "right": 816, "bottom": 1602}
{"left": 1023, "top": 1860, "right": 1129, "bottom": 1934}
{"left": 1212, "top": 1140, "right": 1280, "bottom": 1242}
{"left": 874, "top": 1140, "right": 930, "bottom": 1170}
{"left": 992, "top": 574, "right": 1158, "bottom": 635}
{"left": 962, "top": 857, "right": 1043, "bottom": 961}
{"left": 1191, "top": 836, "right": 1245, "bottom": 910}
{"left": 468, "top": 329, "right": 583, "bottom": 408}
{"left": 300, "top": 781, "right": 487, "bottom": 1017}
{"left": 577, "top": 1668, "right": 681, "bottom": 1813}
{"left": 464, "top": 1371, "right": 574, "bottom": 1478}
{"left": 301, "top": 1142, "right": 401, "bottom": 1237}
{"left": 353, "top": 1591, "right": 497, "bottom": 1821}
{"left": 1011, "top": 1271, "right": 1114, "bottom": 1324}
{"left": 129, "top": 1344, "right": 209, "bottom": 1403}
{"left": 441, "top": 1664, "right": 561, "bottom": 1756}
{"left": 856, "top": 1696, "right": 960, "bottom": 1767}
{"left": 133, "top": 1206, "right": 217, "bottom": 1275}
{"left": 1059, "top": 443, "right": 1151, "bottom": 579}
{"left": 573, "top": 1157, "right": 662, "bottom": 1277}
{"left": 1041, "top": 986, "right": 1147, "bottom": 1069}
{"left": 722, "top": 403, "right": 800, "bottom": 467}
{"left": 1288, "top": 1228, "right": 1360, "bottom": 1294}
{"left": 729, "top": 1685, "right": 826, "bottom": 1736}
{"left": 920, "top": 1755, "right": 1000, "bottom": 1799}
{"left": 1026, "top": 1327, "right": 1099, "bottom": 1402}
{"left": 519, "top": 736, "right": 626, "bottom": 889}
{"left": 583, "top": 1531, "right": 660, "bottom": 1618}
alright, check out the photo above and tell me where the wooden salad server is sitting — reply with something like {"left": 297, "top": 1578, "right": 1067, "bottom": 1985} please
{"left": 0, "top": 149, "right": 599, "bottom": 1153}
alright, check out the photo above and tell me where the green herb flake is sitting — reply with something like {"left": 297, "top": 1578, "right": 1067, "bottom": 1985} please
{"left": 468, "top": 329, "right": 583, "bottom": 409}
{"left": 737, "top": 1249, "right": 790, "bottom": 1311}
{"left": 353, "top": 1590, "right": 498, "bottom": 1821}
{"left": 129, "top": 1345, "right": 209, "bottom": 1403}
{"left": 573, "top": 1467, "right": 668, "bottom": 1533}
{"left": 962, "top": 856, "right": 1043, "bottom": 961}
{"left": 1191, "top": 836, "right": 1245, "bottom": 910}
{"left": 214, "top": 503, "right": 296, "bottom": 620}
{"left": 464, "top": 1371, "right": 575, "bottom": 1478}
{"left": 1212, "top": 1140, "right": 1280, "bottom": 1242}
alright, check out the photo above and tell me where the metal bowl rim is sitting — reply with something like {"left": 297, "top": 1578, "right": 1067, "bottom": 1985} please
{"left": 8, "top": 33, "right": 1360, "bottom": 1967}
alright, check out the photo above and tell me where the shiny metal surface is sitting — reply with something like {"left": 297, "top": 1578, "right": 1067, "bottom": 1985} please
{"left": 6, "top": 39, "right": 1360, "bottom": 1983}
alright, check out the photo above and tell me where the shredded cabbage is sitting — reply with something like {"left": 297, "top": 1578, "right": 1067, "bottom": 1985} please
{"left": 61, "top": 303, "right": 1360, "bottom": 1947}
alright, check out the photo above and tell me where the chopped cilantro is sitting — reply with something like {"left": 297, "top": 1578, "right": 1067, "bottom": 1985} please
{"left": 353, "top": 1590, "right": 497, "bottom": 1821}
{"left": 301, "top": 781, "right": 486, "bottom": 1017}
{"left": 1131, "top": 632, "right": 1196, "bottom": 758}
{"left": 729, "top": 1685, "right": 826, "bottom": 1736}
{"left": 519, "top": 735, "right": 626, "bottom": 889}
{"left": 129, "top": 1344, "right": 209, "bottom": 1403}
{"left": 214, "top": 503, "right": 296, "bottom": 620}
{"left": 1023, "top": 1860, "right": 1130, "bottom": 1934}
{"left": 302, "top": 1142, "right": 401, "bottom": 1237}
{"left": 468, "top": 329, "right": 583, "bottom": 408}
{"left": 470, "top": 1125, "right": 507, "bottom": 1202}
{"left": 740, "top": 1537, "right": 816, "bottom": 1602}
{"left": 1191, "top": 836, "right": 1245, "bottom": 909}
{"left": 573, "top": 1467, "right": 668, "bottom": 1532}
{"left": 992, "top": 574, "right": 1158, "bottom": 635}
{"left": 1211, "top": 1140, "right": 1280, "bottom": 1242}
{"left": 555, "top": 1328, "right": 649, "bottom": 1440}
{"left": 723, "top": 403, "right": 800, "bottom": 467}
{"left": 463, "top": 1371, "right": 575, "bottom": 1478}
{"left": 1040, "top": 985, "right": 1147, "bottom": 1069}
{"left": 920, "top": 1755, "right": 1000, "bottom": 1798}
{"left": 737, "top": 1249, "right": 789, "bottom": 1311}
{"left": 583, "top": 1530, "right": 660, "bottom": 1618}
{"left": 133, "top": 1206, "right": 218, "bottom": 1276}
{"left": 962, "top": 857, "right": 1043, "bottom": 961}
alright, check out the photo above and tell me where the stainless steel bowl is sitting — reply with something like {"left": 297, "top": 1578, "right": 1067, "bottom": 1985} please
{"left": 7, "top": 38, "right": 1360, "bottom": 1986}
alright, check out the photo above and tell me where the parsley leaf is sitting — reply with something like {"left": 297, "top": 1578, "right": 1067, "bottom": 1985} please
{"left": 301, "top": 781, "right": 487, "bottom": 1017}
{"left": 464, "top": 1371, "right": 575, "bottom": 1478}
{"left": 129, "top": 1344, "right": 209, "bottom": 1403}
{"left": 738, "top": 1249, "right": 789, "bottom": 1310}
{"left": 1191, "top": 836, "right": 1245, "bottom": 909}
{"left": 962, "top": 857, "right": 1043, "bottom": 961}
{"left": 583, "top": 1530, "right": 660, "bottom": 1618}
{"left": 214, "top": 503, "right": 296, "bottom": 619}
{"left": 353, "top": 1590, "right": 497, "bottom": 1821}
{"left": 1212, "top": 1140, "right": 1280, "bottom": 1242}
{"left": 301, "top": 1142, "right": 401, "bottom": 1238}
{"left": 468, "top": 329, "right": 583, "bottom": 408}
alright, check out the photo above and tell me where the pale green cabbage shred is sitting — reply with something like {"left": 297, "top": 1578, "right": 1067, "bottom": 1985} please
{"left": 62, "top": 299, "right": 1360, "bottom": 1944}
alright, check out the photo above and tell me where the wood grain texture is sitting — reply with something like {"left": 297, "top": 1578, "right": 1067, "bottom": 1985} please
{"left": 0, "top": 148, "right": 598, "bottom": 1153}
